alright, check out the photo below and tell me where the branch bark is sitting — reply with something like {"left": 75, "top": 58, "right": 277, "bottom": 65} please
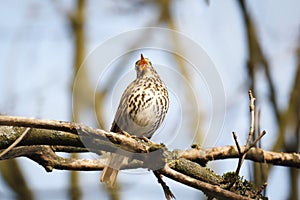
{"left": 0, "top": 116, "right": 298, "bottom": 169}
{"left": 2, "top": 115, "right": 298, "bottom": 199}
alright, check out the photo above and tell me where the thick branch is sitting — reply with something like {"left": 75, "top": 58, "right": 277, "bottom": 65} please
{"left": 0, "top": 145, "right": 105, "bottom": 171}
{"left": 0, "top": 123, "right": 298, "bottom": 169}
{"left": 181, "top": 146, "right": 300, "bottom": 168}
{"left": 0, "top": 116, "right": 151, "bottom": 154}
{"left": 0, "top": 115, "right": 296, "bottom": 199}
{"left": 0, "top": 116, "right": 299, "bottom": 169}
{"left": 159, "top": 166, "right": 251, "bottom": 200}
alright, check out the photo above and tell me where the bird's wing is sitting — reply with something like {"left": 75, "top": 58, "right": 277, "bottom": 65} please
{"left": 110, "top": 80, "right": 136, "bottom": 133}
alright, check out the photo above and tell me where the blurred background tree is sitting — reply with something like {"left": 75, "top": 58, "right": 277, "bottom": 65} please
{"left": 0, "top": 0, "right": 299, "bottom": 199}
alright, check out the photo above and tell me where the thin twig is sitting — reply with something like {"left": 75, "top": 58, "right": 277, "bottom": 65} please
{"left": 153, "top": 171, "right": 176, "bottom": 200}
{"left": 235, "top": 131, "right": 266, "bottom": 175}
{"left": 246, "top": 90, "right": 256, "bottom": 147}
{"left": 234, "top": 90, "right": 261, "bottom": 175}
{"left": 235, "top": 154, "right": 245, "bottom": 175}
{"left": 232, "top": 132, "right": 242, "bottom": 155}
{"left": 248, "top": 131, "right": 266, "bottom": 150}
{"left": 257, "top": 109, "right": 261, "bottom": 148}
{"left": 0, "top": 127, "right": 31, "bottom": 158}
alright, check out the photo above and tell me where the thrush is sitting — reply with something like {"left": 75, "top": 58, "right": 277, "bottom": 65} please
{"left": 100, "top": 54, "right": 169, "bottom": 187}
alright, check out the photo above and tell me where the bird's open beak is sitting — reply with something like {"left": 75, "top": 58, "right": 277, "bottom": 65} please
{"left": 140, "top": 54, "right": 149, "bottom": 66}
{"left": 139, "top": 54, "right": 150, "bottom": 71}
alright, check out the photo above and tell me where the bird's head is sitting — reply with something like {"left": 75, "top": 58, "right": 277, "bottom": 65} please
{"left": 135, "top": 54, "right": 153, "bottom": 77}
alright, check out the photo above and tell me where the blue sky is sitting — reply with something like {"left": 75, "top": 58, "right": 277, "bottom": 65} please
{"left": 0, "top": 0, "right": 299, "bottom": 199}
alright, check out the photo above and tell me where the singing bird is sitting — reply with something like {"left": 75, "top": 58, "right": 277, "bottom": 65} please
{"left": 100, "top": 54, "right": 169, "bottom": 186}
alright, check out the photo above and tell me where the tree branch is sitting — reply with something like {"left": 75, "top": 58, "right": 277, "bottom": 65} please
{"left": 159, "top": 166, "right": 252, "bottom": 200}
{"left": 180, "top": 146, "right": 300, "bottom": 168}
{"left": 0, "top": 117, "right": 299, "bottom": 169}
{"left": 1, "top": 115, "right": 297, "bottom": 199}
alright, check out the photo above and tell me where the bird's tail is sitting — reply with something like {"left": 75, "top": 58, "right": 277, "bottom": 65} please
{"left": 100, "top": 153, "right": 128, "bottom": 187}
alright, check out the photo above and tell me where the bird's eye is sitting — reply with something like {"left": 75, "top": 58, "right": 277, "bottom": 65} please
{"left": 135, "top": 61, "right": 140, "bottom": 66}
{"left": 149, "top": 61, "right": 152, "bottom": 66}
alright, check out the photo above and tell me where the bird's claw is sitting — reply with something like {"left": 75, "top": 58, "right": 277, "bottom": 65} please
{"left": 121, "top": 131, "right": 131, "bottom": 137}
